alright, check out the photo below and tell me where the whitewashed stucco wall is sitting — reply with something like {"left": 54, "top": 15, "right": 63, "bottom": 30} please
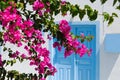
{"left": 101, "top": 1, "right": 120, "bottom": 80}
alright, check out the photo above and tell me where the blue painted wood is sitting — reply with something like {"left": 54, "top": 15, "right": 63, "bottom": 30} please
{"left": 72, "top": 24, "right": 96, "bottom": 80}
{"left": 104, "top": 34, "right": 120, "bottom": 53}
{"left": 49, "top": 21, "right": 99, "bottom": 80}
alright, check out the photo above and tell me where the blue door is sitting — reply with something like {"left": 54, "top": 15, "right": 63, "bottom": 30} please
{"left": 48, "top": 22, "right": 99, "bottom": 80}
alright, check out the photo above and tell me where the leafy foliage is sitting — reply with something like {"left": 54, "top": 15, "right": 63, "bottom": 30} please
{"left": 113, "top": 0, "right": 118, "bottom": 6}
{"left": 90, "top": 0, "right": 96, "bottom": 3}
{"left": 103, "top": 12, "right": 118, "bottom": 26}
{"left": 101, "top": 0, "right": 107, "bottom": 4}
{"left": 85, "top": 5, "right": 98, "bottom": 20}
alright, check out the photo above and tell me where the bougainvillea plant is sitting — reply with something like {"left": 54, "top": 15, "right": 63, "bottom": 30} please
{"left": 0, "top": 0, "right": 118, "bottom": 80}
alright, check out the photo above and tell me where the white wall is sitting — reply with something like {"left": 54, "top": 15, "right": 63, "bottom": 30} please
{"left": 101, "top": 1, "right": 120, "bottom": 80}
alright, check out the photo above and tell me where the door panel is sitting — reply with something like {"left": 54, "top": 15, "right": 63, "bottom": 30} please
{"left": 52, "top": 46, "right": 74, "bottom": 80}
{"left": 75, "top": 25, "right": 96, "bottom": 80}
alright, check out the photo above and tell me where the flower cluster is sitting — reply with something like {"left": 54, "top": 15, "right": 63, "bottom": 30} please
{"left": 33, "top": 0, "right": 50, "bottom": 16}
{"left": 0, "top": 5, "right": 56, "bottom": 79}
{"left": 28, "top": 45, "right": 57, "bottom": 75}
{"left": 0, "top": 6, "right": 23, "bottom": 45}
{"left": 33, "top": 0, "right": 44, "bottom": 10}
{"left": 55, "top": 20, "right": 92, "bottom": 58}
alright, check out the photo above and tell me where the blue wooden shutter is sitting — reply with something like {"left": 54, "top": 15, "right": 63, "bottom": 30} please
{"left": 48, "top": 22, "right": 99, "bottom": 80}
{"left": 104, "top": 34, "right": 120, "bottom": 53}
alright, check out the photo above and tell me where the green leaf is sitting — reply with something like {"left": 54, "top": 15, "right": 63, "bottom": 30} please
{"left": 85, "top": 5, "right": 92, "bottom": 10}
{"left": 90, "top": 0, "right": 96, "bottom": 3}
{"left": 108, "top": 16, "right": 114, "bottom": 26}
{"left": 13, "top": 59, "right": 16, "bottom": 63}
{"left": 0, "top": 32, "right": 3, "bottom": 37}
{"left": 92, "top": 10, "right": 98, "bottom": 20}
{"left": 3, "top": 47, "right": 7, "bottom": 51}
{"left": 87, "top": 9, "right": 98, "bottom": 21}
{"left": 55, "top": 10, "right": 60, "bottom": 15}
{"left": 103, "top": 12, "right": 110, "bottom": 21}
{"left": 0, "top": 1, "right": 7, "bottom": 10}
{"left": 113, "top": 0, "right": 118, "bottom": 6}
{"left": 85, "top": 5, "right": 98, "bottom": 20}
{"left": 18, "top": 57, "right": 24, "bottom": 63}
{"left": 86, "top": 35, "right": 94, "bottom": 42}
{"left": 8, "top": 48, "right": 13, "bottom": 53}
{"left": 16, "top": 2, "right": 24, "bottom": 9}
{"left": 79, "top": 9, "right": 86, "bottom": 20}
{"left": 11, "top": 61, "right": 13, "bottom": 66}
{"left": 116, "top": 5, "right": 120, "bottom": 10}
{"left": 81, "top": 39, "right": 84, "bottom": 43}
{"left": 6, "top": 60, "right": 11, "bottom": 66}
{"left": 70, "top": 5, "right": 79, "bottom": 17}
{"left": 112, "top": 13, "right": 118, "bottom": 17}
{"left": 101, "top": 0, "right": 107, "bottom": 4}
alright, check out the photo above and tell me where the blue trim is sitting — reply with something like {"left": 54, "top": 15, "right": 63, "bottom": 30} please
{"left": 104, "top": 34, "right": 120, "bottom": 53}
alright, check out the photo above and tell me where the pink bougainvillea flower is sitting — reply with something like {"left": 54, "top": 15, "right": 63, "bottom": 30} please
{"left": 44, "top": 57, "right": 50, "bottom": 63}
{"left": 76, "top": 44, "right": 88, "bottom": 57}
{"left": 87, "top": 48, "right": 92, "bottom": 56}
{"left": 47, "top": 34, "right": 52, "bottom": 40}
{"left": 33, "top": 0, "right": 40, "bottom": 10}
{"left": 59, "top": 20, "right": 71, "bottom": 37}
{"left": 38, "top": 65, "right": 45, "bottom": 74}
{"left": 38, "top": 10, "right": 43, "bottom": 16}
{"left": 23, "top": 19, "right": 34, "bottom": 27}
{"left": 64, "top": 50, "right": 73, "bottom": 58}
{"left": 66, "top": 35, "right": 80, "bottom": 48}
{"left": 39, "top": 1, "right": 44, "bottom": 9}
{"left": 45, "top": 8, "right": 51, "bottom": 13}
{"left": 14, "top": 30, "right": 21, "bottom": 41}
{"left": 21, "top": 54, "right": 27, "bottom": 59}
{"left": 61, "top": 0, "right": 66, "bottom": 5}
{"left": 46, "top": 2, "right": 50, "bottom": 6}
{"left": 47, "top": 64, "right": 57, "bottom": 75}
{"left": 24, "top": 46, "right": 29, "bottom": 51}
{"left": 53, "top": 42, "right": 60, "bottom": 48}
{"left": 40, "top": 78, "right": 46, "bottom": 80}
{"left": 80, "top": 33, "right": 85, "bottom": 38}
{"left": 24, "top": 28, "right": 34, "bottom": 38}
{"left": 40, "top": 61, "right": 46, "bottom": 67}
{"left": 0, "top": 54, "right": 3, "bottom": 67}
{"left": 10, "top": 51, "right": 20, "bottom": 58}
{"left": 30, "top": 61, "right": 35, "bottom": 66}
{"left": 53, "top": 42, "right": 62, "bottom": 51}
{"left": 33, "top": 0, "right": 44, "bottom": 10}
{"left": 17, "top": 42, "right": 22, "bottom": 47}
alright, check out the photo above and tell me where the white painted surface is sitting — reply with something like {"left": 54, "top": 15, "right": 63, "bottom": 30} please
{"left": 1, "top": 0, "right": 120, "bottom": 80}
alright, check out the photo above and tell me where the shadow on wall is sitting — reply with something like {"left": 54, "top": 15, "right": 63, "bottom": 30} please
{"left": 100, "top": 43, "right": 120, "bottom": 80}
